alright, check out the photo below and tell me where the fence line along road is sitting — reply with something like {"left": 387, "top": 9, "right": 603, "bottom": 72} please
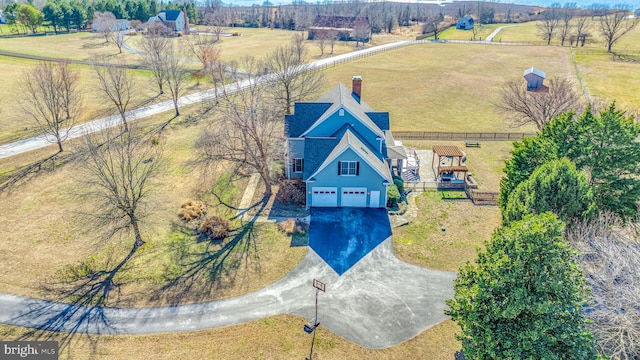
{"left": 0, "top": 40, "right": 419, "bottom": 160}
{"left": 393, "top": 131, "right": 536, "bottom": 141}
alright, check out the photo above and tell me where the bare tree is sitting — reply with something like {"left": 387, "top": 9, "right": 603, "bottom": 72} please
{"left": 352, "top": 18, "right": 371, "bottom": 47}
{"left": 567, "top": 213, "right": 640, "bottom": 360}
{"left": 110, "top": 31, "right": 126, "bottom": 54}
{"left": 557, "top": 5, "right": 575, "bottom": 46}
{"left": 315, "top": 30, "right": 328, "bottom": 56}
{"left": 263, "top": 38, "right": 325, "bottom": 115}
{"left": 537, "top": 7, "right": 560, "bottom": 45}
{"left": 574, "top": 16, "right": 590, "bottom": 47}
{"left": 184, "top": 31, "right": 220, "bottom": 72}
{"left": 93, "top": 58, "right": 135, "bottom": 131}
{"left": 471, "top": 23, "right": 481, "bottom": 41}
{"left": 196, "top": 58, "right": 282, "bottom": 197}
{"left": 599, "top": 10, "right": 639, "bottom": 53}
{"left": 93, "top": 11, "right": 116, "bottom": 43}
{"left": 20, "top": 61, "right": 81, "bottom": 152}
{"left": 163, "top": 45, "right": 189, "bottom": 116}
{"left": 497, "top": 77, "right": 583, "bottom": 130}
{"left": 328, "top": 29, "right": 339, "bottom": 54}
{"left": 139, "top": 27, "right": 170, "bottom": 95}
{"left": 204, "top": 9, "right": 226, "bottom": 41}
{"left": 421, "top": 12, "right": 445, "bottom": 40}
{"left": 81, "top": 126, "right": 163, "bottom": 249}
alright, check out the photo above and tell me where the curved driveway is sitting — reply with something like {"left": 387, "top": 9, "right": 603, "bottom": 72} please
{"left": 0, "top": 239, "right": 455, "bottom": 349}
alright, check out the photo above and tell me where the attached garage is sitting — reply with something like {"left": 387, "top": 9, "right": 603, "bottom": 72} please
{"left": 341, "top": 187, "right": 367, "bottom": 207}
{"left": 311, "top": 187, "right": 338, "bottom": 207}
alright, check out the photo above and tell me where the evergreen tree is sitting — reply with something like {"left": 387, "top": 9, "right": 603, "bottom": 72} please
{"left": 447, "top": 213, "right": 595, "bottom": 360}
{"left": 503, "top": 158, "right": 594, "bottom": 224}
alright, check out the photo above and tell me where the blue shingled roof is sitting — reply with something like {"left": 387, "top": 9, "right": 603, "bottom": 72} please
{"left": 331, "top": 123, "right": 382, "bottom": 161}
{"left": 366, "top": 112, "right": 389, "bottom": 131}
{"left": 160, "top": 10, "right": 182, "bottom": 21}
{"left": 303, "top": 138, "right": 340, "bottom": 179}
{"left": 285, "top": 102, "right": 333, "bottom": 138}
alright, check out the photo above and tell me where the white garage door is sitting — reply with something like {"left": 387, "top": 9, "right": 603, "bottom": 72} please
{"left": 341, "top": 187, "right": 367, "bottom": 207}
{"left": 311, "top": 187, "right": 337, "bottom": 207}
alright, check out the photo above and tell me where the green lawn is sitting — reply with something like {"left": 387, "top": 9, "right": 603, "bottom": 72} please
{"left": 393, "top": 191, "right": 501, "bottom": 272}
{"left": 439, "top": 23, "right": 501, "bottom": 41}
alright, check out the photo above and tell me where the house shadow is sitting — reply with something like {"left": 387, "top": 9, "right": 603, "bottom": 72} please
{"left": 12, "top": 243, "right": 141, "bottom": 357}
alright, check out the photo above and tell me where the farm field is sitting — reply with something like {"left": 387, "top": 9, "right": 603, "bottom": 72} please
{"left": 322, "top": 42, "right": 571, "bottom": 133}
{"left": 1, "top": 17, "right": 639, "bottom": 360}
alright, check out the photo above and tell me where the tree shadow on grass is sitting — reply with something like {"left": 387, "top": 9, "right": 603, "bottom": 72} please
{"left": 152, "top": 200, "right": 267, "bottom": 305}
{"left": 0, "top": 152, "right": 66, "bottom": 194}
{"left": 12, "top": 243, "right": 141, "bottom": 358}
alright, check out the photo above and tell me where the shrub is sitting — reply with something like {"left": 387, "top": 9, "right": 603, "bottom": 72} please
{"left": 277, "top": 218, "right": 308, "bottom": 234}
{"left": 178, "top": 200, "right": 206, "bottom": 222}
{"left": 275, "top": 179, "right": 306, "bottom": 205}
{"left": 393, "top": 176, "right": 405, "bottom": 201}
{"left": 198, "top": 215, "right": 231, "bottom": 239}
{"left": 387, "top": 184, "right": 401, "bottom": 207}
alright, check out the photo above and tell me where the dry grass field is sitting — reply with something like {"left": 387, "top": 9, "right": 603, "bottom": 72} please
{"left": 0, "top": 317, "right": 461, "bottom": 359}
{"left": 0, "top": 106, "right": 306, "bottom": 306}
{"left": 322, "top": 42, "right": 572, "bottom": 133}
{"left": 0, "top": 55, "right": 173, "bottom": 145}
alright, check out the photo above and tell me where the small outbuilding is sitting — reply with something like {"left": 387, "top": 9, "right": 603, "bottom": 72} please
{"left": 523, "top": 67, "right": 546, "bottom": 90}
{"left": 456, "top": 16, "right": 474, "bottom": 30}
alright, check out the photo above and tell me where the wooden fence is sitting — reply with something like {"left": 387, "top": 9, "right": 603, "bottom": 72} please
{"left": 466, "top": 189, "right": 499, "bottom": 205}
{"left": 393, "top": 131, "right": 536, "bottom": 141}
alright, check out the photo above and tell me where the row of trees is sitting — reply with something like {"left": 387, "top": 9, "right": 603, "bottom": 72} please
{"left": 20, "top": 27, "right": 190, "bottom": 152}
{"left": 3, "top": 0, "right": 197, "bottom": 34}
{"left": 537, "top": 4, "right": 638, "bottom": 52}
{"left": 449, "top": 102, "right": 640, "bottom": 358}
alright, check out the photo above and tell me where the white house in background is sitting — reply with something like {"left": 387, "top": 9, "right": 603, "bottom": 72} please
{"left": 0, "top": 10, "right": 5, "bottom": 24}
{"left": 92, "top": 18, "right": 131, "bottom": 32}
{"left": 523, "top": 67, "right": 546, "bottom": 90}
{"left": 147, "top": 10, "right": 188, "bottom": 34}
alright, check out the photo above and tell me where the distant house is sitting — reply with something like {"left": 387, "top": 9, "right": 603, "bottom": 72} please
{"left": 92, "top": 18, "right": 131, "bottom": 32}
{"left": 284, "top": 77, "right": 407, "bottom": 208}
{"left": 456, "top": 15, "right": 474, "bottom": 30}
{"left": 147, "top": 9, "right": 189, "bottom": 34}
{"left": 308, "top": 16, "right": 371, "bottom": 42}
{"left": 523, "top": 67, "right": 546, "bottom": 90}
{"left": 0, "top": 10, "right": 5, "bottom": 24}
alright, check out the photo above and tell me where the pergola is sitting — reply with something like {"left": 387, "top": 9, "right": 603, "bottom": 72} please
{"left": 432, "top": 145, "right": 468, "bottom": 181}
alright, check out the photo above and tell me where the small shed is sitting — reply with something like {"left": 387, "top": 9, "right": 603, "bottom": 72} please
{"left": 456, "top": 16, "right": 474, "bottom": 30}
{"left": 523, "top": 67, "right": 546, "bottom": 90}
{"left": 432, "top": 145, "right": 468, "bottom": 183}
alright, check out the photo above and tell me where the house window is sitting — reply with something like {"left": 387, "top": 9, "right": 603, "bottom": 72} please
{"left": 293, "top": 158, "right": 304, "bottom": 173}
{"left": 338, "top": 161, "right": 359, "bottom": 176}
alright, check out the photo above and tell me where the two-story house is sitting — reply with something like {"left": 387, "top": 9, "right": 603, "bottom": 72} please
{"left": 284, "top": 77, "right": 406, "bottom": 208}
